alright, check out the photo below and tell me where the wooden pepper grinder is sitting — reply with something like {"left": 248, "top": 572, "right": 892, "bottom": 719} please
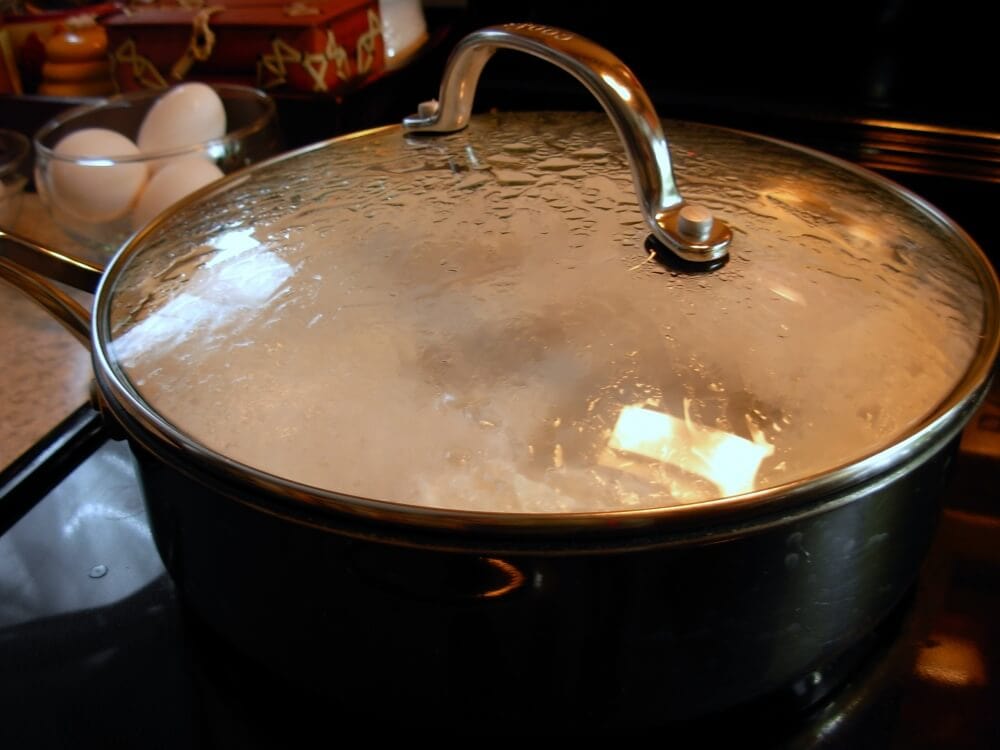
{"left": 39, "top": 15, "right": 116, "bottom": 97}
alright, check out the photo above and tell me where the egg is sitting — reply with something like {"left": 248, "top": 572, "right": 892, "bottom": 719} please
{"left": 50, "top": 127, "right": 148, "bottom": 222}
{"left": 132, "top": 156, "right": 224, "bottom": 229}
{"left": 137, "top": 83, "right": 226, "bottom": 159}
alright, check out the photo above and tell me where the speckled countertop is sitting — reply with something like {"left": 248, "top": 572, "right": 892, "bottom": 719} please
{"left": 1, "top": 196, "right": 103, "bottom": 471}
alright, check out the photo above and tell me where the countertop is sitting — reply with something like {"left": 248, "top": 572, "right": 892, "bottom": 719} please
{"left": 0, "top": 195, "right": 97, "bottom": 471}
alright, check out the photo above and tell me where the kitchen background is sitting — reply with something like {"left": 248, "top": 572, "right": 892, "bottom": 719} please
{"left": 1, "top": 0, "right": 999, "bottom": 745}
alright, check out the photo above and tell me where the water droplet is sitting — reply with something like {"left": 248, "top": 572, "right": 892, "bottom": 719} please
{"left": 503, "top": 142, "right": 535, "bottom": 153}
{"left": 572, "top": 147, "right": 610, "bottom": 158}
{"left": 536, "top": 157, "right": 582, "bottom": 171}
{"left": 493, "top": 170, "right": 536, "bottom": 186}
{"left": 487, "top": 154, "right": 522, "bottom": 166}
{"left": 455, "top": 173, "right": 490, "bottom": 190}
{"left": 553, "top": 443, "right": 564, "bottom": 469}
{"left": 89, "top": 564, "right": 108, "bottom": 579}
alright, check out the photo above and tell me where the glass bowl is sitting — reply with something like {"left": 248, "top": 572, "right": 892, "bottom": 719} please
{"left": 33, "top": 84, "right": 280, "bottom": 253}
{"left": 0, "top": 130, "right": 30, "bottom": 228}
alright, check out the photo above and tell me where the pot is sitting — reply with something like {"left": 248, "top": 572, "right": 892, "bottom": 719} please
{"left": 2, "top": 23, "right": 998, "bottom": 731}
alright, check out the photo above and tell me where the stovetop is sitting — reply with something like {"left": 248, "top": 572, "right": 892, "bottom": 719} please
{"left": 0, "top": 394, "right": 999, "bottom": 746}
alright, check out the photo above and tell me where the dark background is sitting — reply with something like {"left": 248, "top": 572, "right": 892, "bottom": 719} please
{"left": 454, "top": 0, "right": 995, "bottom": 129}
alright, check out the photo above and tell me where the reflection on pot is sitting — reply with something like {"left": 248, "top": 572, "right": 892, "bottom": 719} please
{"left": 350, "top": 545, "right": 531, "bottom": 603}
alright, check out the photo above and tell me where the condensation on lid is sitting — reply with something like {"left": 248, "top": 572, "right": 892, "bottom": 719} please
{"left": 103, "top": 112, "right": 991, "bottom": 513}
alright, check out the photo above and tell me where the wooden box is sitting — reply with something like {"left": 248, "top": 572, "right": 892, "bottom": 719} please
{"left": 103, "top": 0, "right": 385, "bottom": 95}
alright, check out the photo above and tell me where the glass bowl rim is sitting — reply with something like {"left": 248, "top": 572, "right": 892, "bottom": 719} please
{"left": 32, "top": 83, "right": 277, "bottom": 166}
{"left": 0, "top": 129, "right": 31, "bottom": 179}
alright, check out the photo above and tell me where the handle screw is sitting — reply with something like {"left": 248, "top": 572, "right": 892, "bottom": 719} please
{"left": 677, "top": 204, "right": 714, "bottom": 242}
{"left": 417, "top": 99, "right": 440, "bottom": 118}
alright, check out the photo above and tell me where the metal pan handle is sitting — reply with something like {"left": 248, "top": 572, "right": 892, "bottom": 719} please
{"left": 0, "top": 227, "right": 103, "bottom": 347}
{"left": 0, "top": 229, "right": 112, "bottom": 531}
{"left": 403, "top": 23, "right": 731, "bottom": 264}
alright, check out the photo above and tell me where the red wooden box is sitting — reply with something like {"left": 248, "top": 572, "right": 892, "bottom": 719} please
{"left": 103, "top": 0, "right": 384, "bottom": 95}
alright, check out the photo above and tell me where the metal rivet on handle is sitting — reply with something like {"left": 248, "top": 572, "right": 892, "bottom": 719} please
{"left": 677, "top": 204, "right": 714, "bottom": 242}
{"left": 417, "top": 99, "right": 440, "bottom": 118}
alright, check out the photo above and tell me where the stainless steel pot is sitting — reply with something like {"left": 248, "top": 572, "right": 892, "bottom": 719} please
{"left": 2, "top": 24, "right": 998, "bottom": 730}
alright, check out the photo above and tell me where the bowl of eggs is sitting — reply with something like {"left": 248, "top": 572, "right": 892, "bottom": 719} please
{"left": 32, "top": 82, "right": 279, "bottom": 251}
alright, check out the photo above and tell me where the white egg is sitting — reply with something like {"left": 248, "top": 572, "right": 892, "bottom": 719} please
{"left": 50, "top": 127, "right": 148, "bottom": 222}
{"left": 137, "top": 83, "right": 226, "bottom": 158}
{"left": 132, "top": 156, "right": 224, "bottom": 229}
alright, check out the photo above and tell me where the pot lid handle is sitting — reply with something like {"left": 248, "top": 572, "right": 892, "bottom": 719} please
{"left": 403, "top": 23, "right": 732, "bottom": 264}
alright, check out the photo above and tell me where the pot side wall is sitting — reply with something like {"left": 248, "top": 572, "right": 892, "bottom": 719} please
{"left": 133, "top": 438, "right": 953, "bottom": 729}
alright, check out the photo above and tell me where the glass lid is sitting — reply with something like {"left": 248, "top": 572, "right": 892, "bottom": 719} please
{"left": 98, "top": 26, "right": 996, "bottom": 516}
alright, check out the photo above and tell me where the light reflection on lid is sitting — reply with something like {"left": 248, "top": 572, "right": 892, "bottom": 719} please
{"left": 605, "top": 403, "right": 775, "bottom": 498}
{"left": 112, "top": 229, "right": 292, "bottom": 368}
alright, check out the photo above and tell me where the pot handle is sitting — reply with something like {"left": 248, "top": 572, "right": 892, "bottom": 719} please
{"left": 403, "top": 23, "right": 732, "bottom": 264}
{"left": 0, "top": 227, "right": 104, "bottom": 347}
{"left": 0, "top": 229, "right": 120, "bottom": 533}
